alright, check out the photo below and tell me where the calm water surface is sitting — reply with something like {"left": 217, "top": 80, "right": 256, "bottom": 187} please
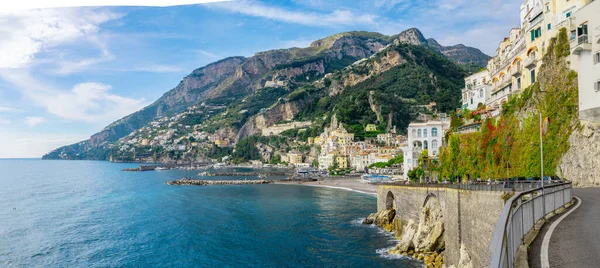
{"left": 0, "top": 160, "right": 419, "bottom": 267}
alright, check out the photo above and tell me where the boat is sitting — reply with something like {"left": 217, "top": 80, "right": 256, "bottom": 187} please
{"left": 155, "top": 167, "right": 168, "bottom": 170}
{"left": 361, "top": 174, "right": 391, "bottom": 183}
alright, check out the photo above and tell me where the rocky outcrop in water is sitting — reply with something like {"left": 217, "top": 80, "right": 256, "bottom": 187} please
{"left": 364, "top": 197, "right": 445, "bottom": 267}
{"left": 167, "top": 178, "right": 271, "bottom": 186}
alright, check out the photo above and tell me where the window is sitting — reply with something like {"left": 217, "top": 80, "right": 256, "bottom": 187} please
{"left": 566, "top": 12, "right": 571, "bottom": 18}
{"left": 432, "top": 128, "right": 438, "bottom": 137}
{"left": 531, "top": 69, "right": 536, "bottom": 84}
{"left": 479, "top": 89, "right": 484, "bottom": 98}
{"left": 517, "top": 77, "right": 521, "bottom": 89}
{"left": 423, "top": 140, "right": 428, "bottom": 150}
{"left": 417, "top": 129, "right": 422, "bottom": 138}
{"left": 596, "top": 81, "right": 600, "bottom": 92}
{"left": 432, "top": 140, "right": 438, "bottom": 149}
{"left": 423, "top": 129, "right": 428, "bottom": 138}
{"left": 547, "top": 23, "right": 551, "bottom": 30}
{"left": 594, "top": 52, "right": 600, "bottom": 64}
{"left": 530, "top": 27, "right": 542, "bottom": 41}
{"left": 412, "top": 129, "right": 416, "bottom": 137}
{"left": 578, "top": 24, "right": 589, "bottom": 38}
{"left": 471, "top": 98, "right": 473, "bottom": 104}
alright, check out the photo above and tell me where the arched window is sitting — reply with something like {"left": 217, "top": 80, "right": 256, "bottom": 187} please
{"left": 423, "top": 129, "right": 428, "bottom": 138}
{"left": 412, "top": 129, "right": 416, "bottom": 137}
{"left": 431, "top": 128, "right": 438, "bottom": 137}
{"left": 432, "top": 139, "right": 438, "bottom": 149}
{"left": 423, "top": 140, "right": 428, "bottom": 149}
{"left": 417, "top": 129, "right": 422, "bottom": 138}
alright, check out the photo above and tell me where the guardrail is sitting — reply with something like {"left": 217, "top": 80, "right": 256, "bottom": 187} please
{"left": 378, "top": 180, "right": 563, "bottom": 192}
{"left": 489, "top": 182, "right": 573, "bottom": 268}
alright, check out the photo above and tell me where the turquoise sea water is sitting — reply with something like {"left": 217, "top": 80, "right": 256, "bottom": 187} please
{"left": 0, "top": 160, "right": 419, "bottom": 267}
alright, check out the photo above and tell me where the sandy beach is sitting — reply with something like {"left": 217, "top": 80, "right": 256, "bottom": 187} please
{"left": 275, "top": 178, "right": 377, "bottom": 196}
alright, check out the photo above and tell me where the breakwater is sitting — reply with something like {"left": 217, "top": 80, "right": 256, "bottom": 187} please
{"left": 167, "top": 178, "right": 272, "bottom": 186}
{"left": 122, "top": 165, "right": 158, "bottom": 171}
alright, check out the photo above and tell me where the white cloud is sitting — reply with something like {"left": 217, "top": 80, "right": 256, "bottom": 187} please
{"left": 0, "top": 70, "right": 148, "bottom": 124}
{"left": 212, "top": 0, "right": 379, "bottom": 27}
{"left": 0, "top": 131, "right": 88, "bottom": 158}
{"left": 0, "top": 8, "right": 122, "bottom": 69}
{"left": 0, "top": 0, "right": 233, "bottom": 12}
{"left": 0, "top": 117, "right": 10, "bottom": 124}
{"left": 195, "top": 49, "right": 219, "bottom": 59}
{"left": 134, "top": 64, "right": 184, "bottom": 73}
{"left": 0, "top": 106, "right": 20, "bottom": 112}
{"left": 25, "top": 116, "right": 45, "bottom": 127}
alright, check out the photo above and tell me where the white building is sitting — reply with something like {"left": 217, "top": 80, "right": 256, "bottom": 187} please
{"left": 402, "top": 120, "right": 450, "bottom": 180}
{"left": 318, "top": 153, "right": 334, "bottom": 170}
{"left": 462, "top": 70, "right": 491, "bottom": 110}
{"left": 569, "top": 0, "right": 600, "bottom": 122}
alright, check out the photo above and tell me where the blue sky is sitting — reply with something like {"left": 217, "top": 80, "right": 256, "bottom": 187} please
{"left": 0, "top": 0, "right": 522, "bottom": 157}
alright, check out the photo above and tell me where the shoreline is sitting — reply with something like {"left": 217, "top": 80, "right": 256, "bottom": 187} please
{"left": 275, "top": 178, "right": 377, "bottom": 196}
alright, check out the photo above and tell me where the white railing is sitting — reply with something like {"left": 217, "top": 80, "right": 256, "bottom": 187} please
{"left": 489, "top": 182, "right": 573, "bottom": 268}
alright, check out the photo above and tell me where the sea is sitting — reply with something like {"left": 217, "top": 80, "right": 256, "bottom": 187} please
{"left": 0, "top": 159, "right": 420, "bottom": 267}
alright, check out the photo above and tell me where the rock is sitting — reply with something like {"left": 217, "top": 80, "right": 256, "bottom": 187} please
{"left": 560, "top": 121, "right": 600, "bottom": 186}
{"left": 412, "top": 197, "right": 444, "bottom": 252}
{"left": 396, "top": 219, "right": 417, "bottom": 252}
{"left": 375, "top": 209, "right": 396, "bottom": 226}
{"left": 362, "top": 217, "right": 374, "bottom": 225}
{"left": 458, "top": 244, "right": 473, "bottom": 268}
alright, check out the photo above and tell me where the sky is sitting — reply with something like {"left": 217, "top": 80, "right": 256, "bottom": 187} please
{"left": 0, "top": 0, "right": 523, "bottom": 158}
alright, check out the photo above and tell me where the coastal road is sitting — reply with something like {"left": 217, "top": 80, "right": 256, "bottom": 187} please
{"left": 529, "top": 188, "right": 600, "bottom": 268}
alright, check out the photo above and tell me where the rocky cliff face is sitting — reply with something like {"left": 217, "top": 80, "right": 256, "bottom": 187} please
{"left": 365, "top": 196, "right": 446, "bottom": 267}
{"left": 44, "top": 28, "right": 489, "bottom": 160}
{"left": 235, "top": 102, "right": 299, "bottom": 142}
{"left": 560, "top": 121, "right": 600, "bottom": 186}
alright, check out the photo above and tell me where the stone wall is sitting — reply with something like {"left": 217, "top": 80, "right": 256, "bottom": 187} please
{"left": 560, "top": 121, "right": 600, "bottom": 187}
{"left": 376, "top": 185, "right": 506, "bottom": 268}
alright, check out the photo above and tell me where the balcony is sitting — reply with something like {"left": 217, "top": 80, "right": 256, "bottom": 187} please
{"left": 524, "top": 57, "right": 538, "bottom": 69}
{"left": 572, "top": 34, "right": 592, "bottom": 55}
{"left": 511, "top": 66, "right": 522, "bottom": 77}
{"left": 492, "top": 78, "right": 512, "bottom": 93}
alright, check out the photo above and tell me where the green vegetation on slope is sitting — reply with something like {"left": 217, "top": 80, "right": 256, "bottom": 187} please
{"left": 291, "top": 44, "right": 465, "bottom": 133}
{"left": 438, "top": 28, "right": 578, "bottom": 180}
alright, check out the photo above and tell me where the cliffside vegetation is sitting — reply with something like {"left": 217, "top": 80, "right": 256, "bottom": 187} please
{"left": 438, "top": 28, "right": 578, "bottom": 180}
{"left": 291, "top": 43, "right": 465, "bottom": 133}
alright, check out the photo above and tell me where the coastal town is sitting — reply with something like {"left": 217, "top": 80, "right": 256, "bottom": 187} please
{"left": 6, "top": 1, "right": 600, "bottom": 268}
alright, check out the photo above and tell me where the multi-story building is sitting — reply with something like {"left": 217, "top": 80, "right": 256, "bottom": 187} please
{"left": 286, "top": 151, "right": 303, "bottom": 166}
{"left": 569, "top": 0, "right": 600, "bottom": 122}
{"left": 486, "top": 27, "right": 527, "bottom": 116}
{"left": 365, "top": 124, "right": 378, "bottom": 132}
{"left": 352, "top": 151, "right": 371, "bottom": 172}
{"left": 336, "top": 156, "right": 348, "bottom": 169}
{"left": 462, "top": 70, "right": 491, "bottom": 110}
{"left": 402, "top": 120, "right": 450, "bottom": 180}
{"left": 318, "top": 153, "right": 334, "bottom": 170}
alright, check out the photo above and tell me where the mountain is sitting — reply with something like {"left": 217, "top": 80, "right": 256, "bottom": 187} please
{"left": 43, "top": 28, "right": 489, "bottom": 161}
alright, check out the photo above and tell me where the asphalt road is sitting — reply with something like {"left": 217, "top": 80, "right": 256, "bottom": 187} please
{"left": 529, "top": 188, "right": 600, "bottom": 268}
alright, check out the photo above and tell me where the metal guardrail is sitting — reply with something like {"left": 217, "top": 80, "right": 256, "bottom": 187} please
{"left": 489, "top": 182, "right": 573, "bottom": 268}
{"left": 378, "top": 180, "right": 563, "bottom": 192}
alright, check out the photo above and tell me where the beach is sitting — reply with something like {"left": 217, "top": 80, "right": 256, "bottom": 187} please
{"left": 276, "top": 178, "right": 377, "bottom": 196}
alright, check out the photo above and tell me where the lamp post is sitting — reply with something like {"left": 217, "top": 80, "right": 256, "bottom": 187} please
{"left": 539, "top": 112, "right": 546, "bottom": 216}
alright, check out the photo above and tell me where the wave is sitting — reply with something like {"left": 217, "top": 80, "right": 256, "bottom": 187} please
{"left": 376, "top": 247, "right": 407, "bottom": 260}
